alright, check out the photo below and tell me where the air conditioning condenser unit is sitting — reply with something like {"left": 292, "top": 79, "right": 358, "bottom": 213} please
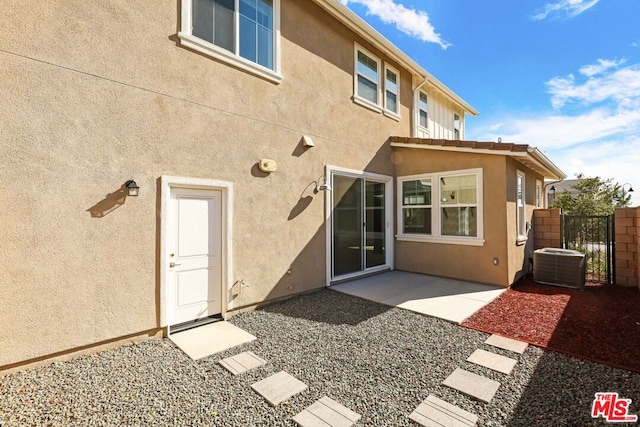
{"left": 533, "top": 248, "right": 586, "bottom": 291}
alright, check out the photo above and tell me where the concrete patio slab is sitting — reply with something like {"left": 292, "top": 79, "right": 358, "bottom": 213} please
{"left": 466, "top": 349, "right": 517, "bottom": 375}
{"left": 442, "top": 368, "right": 501, "bottom": 403}
{"left": 409, "top": 394, "right": 478, "bottom": 426}
{"left": 169, "top": 321, "right": 256, "bottom": 360}
{"left": 331, "top": 271, "right": 505, "bottom": 324}
{"left": 252, "top": 371, "right": 308, "bottom": 406}
{"left": 484, "top": 334, "right": 528, "bottom": 354}
{"left": 219, "top": 351, "right": 266, "bottom": 375}
{"left": 293, "top": 396, "right": 361, "bottom": 427}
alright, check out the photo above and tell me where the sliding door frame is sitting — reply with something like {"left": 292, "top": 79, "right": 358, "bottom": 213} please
{"left": 324, "top": 165, "right": 394, "bottom": 286}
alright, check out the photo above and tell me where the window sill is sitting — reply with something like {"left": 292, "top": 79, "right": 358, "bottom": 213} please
{"left": 353, "top": 95, "right": 383, "bottom": 113}
{"left": 415, "top": 125, "right": 430, "bottom": 137}
{"left": 383, "top": 110, "right": 401, "bottom": 122}
{"left": 396, "top": 234, "right": 485, "bottom": 247}
{"left": 516, "top": 238, "right": 528, "bottom": 246}
{"left": 178, "top": 33, "right": 282, "bottom": 84}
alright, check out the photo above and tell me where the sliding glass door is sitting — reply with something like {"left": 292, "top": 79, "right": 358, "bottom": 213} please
{"left": 332, "top": 174, "right": 389, "bottom": 278}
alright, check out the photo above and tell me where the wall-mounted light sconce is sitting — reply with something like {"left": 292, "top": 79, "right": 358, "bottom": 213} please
{"left": 623, "top": 183, "right": 634, "bottom": 193}
{"left": 125, "top": 180, "right": 140, "bottom": 197}
{"left": 315, "top": 175, "right": 332, "bottom": 193}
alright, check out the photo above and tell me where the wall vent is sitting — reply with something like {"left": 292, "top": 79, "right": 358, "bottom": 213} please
{"left": 533, "top": 248, "right": 586, "bottom": 291}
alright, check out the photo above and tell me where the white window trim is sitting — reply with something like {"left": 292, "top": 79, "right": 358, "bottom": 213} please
{"left": 353, "top": 43, "right": 382, "bottom": 113}
{"left": 324, "top": 165, "right": 394, "bottom": 286}
{"left": 415, "top": 90, "right": 429, "bottom": 137}
{"left": 453, "top": 113, "right": 461, "bottom": 140}
{"left": 517, "top": 170, "right": 527, "bottom": 242}
{"left": 535, "top": 179, "right": 542, "bottom": 208}
{"left": 383, "top": 63, "right": 401, "bottom": 120}
{"left": 178, "top": 0, "right": 282, "bottom": 84}
{"left": 396, "top": 168, "right": 484, "bottom": 246}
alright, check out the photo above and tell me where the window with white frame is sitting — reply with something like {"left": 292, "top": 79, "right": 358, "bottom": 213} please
{"left": 355, "top": 47, "right": 380, "bottom": 106}
{"left": 454, "top": 114, "right": 461, "bottom": 140}
{"left": 535, "top": 180, "right": 542, "bottom": 208}
{"left": 384, "top": 65, "right": 400, "bottom": 116}
{"left": 517, "top": 171, "right": 526, "bottom": 240}
{"left": 353, "top": 45, "right": 401, "bottom": 116}
{"left": 401, "top": 179, "right": 432, "bottom": 234}
{"left": 179, "top": 0, "right": 280, "bottom": 82}
{"left": 418, "top": 92, "right": 428, "bottom": 129}
{"left": 398, "top": 169, "right": 483, "bottom": 245}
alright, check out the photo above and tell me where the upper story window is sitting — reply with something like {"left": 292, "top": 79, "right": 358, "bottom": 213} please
{"left": 355, "top": 46, "right": 380, "bottom": 107}
{"left": 353, "top": 44, "right": 401, "bottom": 118}
{"left": 384, "top": 65, "right": 400, "bottom": 117}
{"left": 517, "top": 171, "right": 527, "bottom": 241}
{"left": 454, "top": 114, "right": 461, "bottom": 140}
{"left": 179, "top": 0, "right": 281, "bottom": 83}
{"left": 397, "top": 168, "right": 484, "bottom": 246}
{"left": 418, "top": 92, "right": 428, "bottom": 128}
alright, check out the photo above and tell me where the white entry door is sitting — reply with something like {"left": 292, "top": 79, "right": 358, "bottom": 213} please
{"left": 169, "top": 188, "right": 223, "bottom": 325}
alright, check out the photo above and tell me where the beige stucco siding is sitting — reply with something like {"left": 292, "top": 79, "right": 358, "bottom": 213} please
{"left": 393, "top": 148, "right": 510, "bottom": 286}
{"left": 505, "top": 158, "right": 544, "bottom": 284}
{"left": 0, "top": 0, "right": 412, "bottom": 367}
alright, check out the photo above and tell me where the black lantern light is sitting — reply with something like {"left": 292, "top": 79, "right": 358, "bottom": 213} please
{"left": 125, "top": 180, "right": 140, "bottom": 197}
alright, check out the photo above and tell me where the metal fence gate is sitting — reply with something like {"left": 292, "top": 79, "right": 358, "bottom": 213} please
{"left": 561, "top": 214, "right": 615, "bottom": 284}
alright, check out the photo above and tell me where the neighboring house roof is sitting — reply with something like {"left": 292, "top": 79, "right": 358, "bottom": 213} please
{"left": 389, "top": 137, "right": 567, "bottom": 180}
{"left": 551, "top": 179, "right": 580, "bottom": 193}
{"left": 311, "top": 0, "right": 479, "bottom": 116}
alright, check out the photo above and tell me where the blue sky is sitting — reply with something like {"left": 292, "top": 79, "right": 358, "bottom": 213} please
{"left": 339, "top": 0, "right": 640, "bottom": 205}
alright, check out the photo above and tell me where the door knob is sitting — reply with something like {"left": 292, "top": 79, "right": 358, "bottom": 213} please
{"left": 169, "top": 262, "right": 181, "bottom": 268}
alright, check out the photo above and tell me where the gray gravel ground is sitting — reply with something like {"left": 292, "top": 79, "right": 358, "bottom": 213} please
{"left": 1, "top": 289, "right": 638, "bottom": 426}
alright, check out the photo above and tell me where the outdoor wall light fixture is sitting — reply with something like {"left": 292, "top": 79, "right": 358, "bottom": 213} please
{"left": 315, "top": 176, "right": 332, "bottom": 193}
{"left": 623, "top": 183, "right": 634, "bottom": 193}
{"left": 125, "top": 180, "right": 140, "bottom": 197}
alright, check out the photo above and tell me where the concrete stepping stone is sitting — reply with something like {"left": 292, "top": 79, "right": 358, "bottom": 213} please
{"left": 484, "top": 334, "right": 528, "bottom": 354}
{"left": 251, "top": 371, "right": 308, "bottom": 406}
{"left": 409, "top": 394, "right": 478, "bottom": 426}
{"left": 466, "top": 349, "right": 518, "bottom": 375}
{"left": 442, "top": 368, "right": 500, "bottom": 403}
{"left": 219, "top": 351, "right": 266, "bottom": 375}
{"left": 293, "top": 396, "right": 361, "bottom": 427}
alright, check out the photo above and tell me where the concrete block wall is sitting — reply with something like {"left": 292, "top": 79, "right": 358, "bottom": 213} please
{"left": 614, "top": 207, "right": 639, "bottom": 288}
{"left": 533, "top": 208, "right": 562, "bottom": 250}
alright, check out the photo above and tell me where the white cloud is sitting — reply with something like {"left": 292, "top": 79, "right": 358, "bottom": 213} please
{"left": 489, "top": 122, "right": 505, "bottom": 131}
{"left": 550, "top": 138, "right": 640, "bottom": 206}
{"left": 468, "top": 58, "right": 640, "bottom": 205}
{"left": 532, "top": 0, "right": 600, "bottom": 21}
{"left": 579, "top": 58, "right": 626, "bottom": 77}
{"left": 547, "top": 62, "right": 640, "bottom": 109}
{"left": 340, "top": 0, "right": 450, "bottom": 49}
{"left": 478, "top": 108, "right": 640, "bottom": 148}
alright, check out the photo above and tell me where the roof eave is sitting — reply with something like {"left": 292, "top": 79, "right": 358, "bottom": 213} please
{"left": 527, "top": 147, "right": 567, "bottom": 181}
{"left": 390, "top": 139, "right": 567, "bottom": 180}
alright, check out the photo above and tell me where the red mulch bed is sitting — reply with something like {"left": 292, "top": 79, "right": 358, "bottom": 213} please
{"left": 461, "top": 278, "right": 640, "bottom": 373}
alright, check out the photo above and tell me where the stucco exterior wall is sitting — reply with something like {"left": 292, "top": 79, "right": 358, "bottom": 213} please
{"left": 505, "top": 158, "right": 545, "bottom": 284}
{"left": 0, "top": 0, "right": 413, "bottom": 367}
{"left": 393, "top": 148, "right": 510, "bottom": 286}
{"left": 393, "top": 149, "right": 545, "bottom": 287}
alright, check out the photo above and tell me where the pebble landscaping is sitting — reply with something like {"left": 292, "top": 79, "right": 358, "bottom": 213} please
{"left": 1, "top": 290, "right": 639, "bottom": 426}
